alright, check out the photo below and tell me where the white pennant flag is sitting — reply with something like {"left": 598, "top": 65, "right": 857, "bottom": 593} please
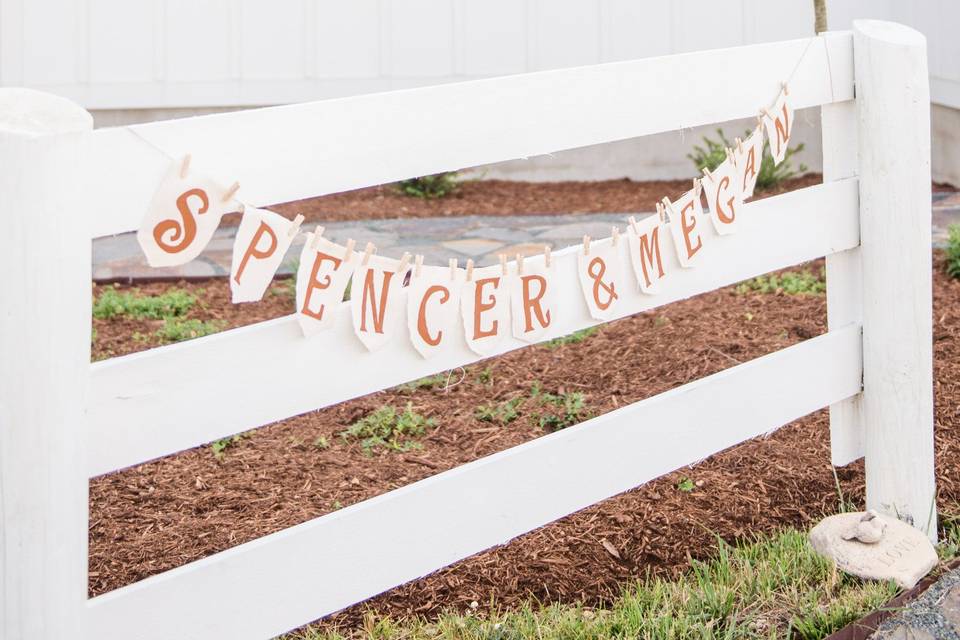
{"left": 626, "top": 214, "right": 667, "bottom": 295}
{"left": 351, "top": 254, "right": 409, "bottom": 352}
{"left": 407, "top": 263, "right": 464, "bottom": 359}
{"left": 461, "top": 264, "right": 511, "bottom": 356}
{"left": 230, "top": 207, "right": 301, "bottom": 303}
{"left": 576, "top": 238, "right": 623, "bottom": 321}
{"left": 762, "top": 88, "right": 794, "bottom": 166}
{"left": 734, "top": 125, "right": 765, "bottom": 200}
{"left": 701, "top": 158, "right": 743, "bottom": 236}
{"left": 509, "top": 256, "right": 556, "bottom": 343}
{"left": 137, "top": 157, "right": 234, "bottom": 267}
{"left": 666, "top": 188, "right": 706, "bottom": 268}
{"left": 296, "top": 234, "right": 357, "bottom": 337}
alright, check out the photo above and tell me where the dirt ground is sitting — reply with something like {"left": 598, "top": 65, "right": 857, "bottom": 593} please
{"left": 89, "top": 253, "right": 960, "bottom": 632}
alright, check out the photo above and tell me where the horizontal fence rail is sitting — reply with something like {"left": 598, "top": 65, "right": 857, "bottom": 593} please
{"left": 87, "top": 32, "right": 853, "bottom": 238}
{"left": 87, "top": 178, "right": 860, "bottom": 477}
{"left": 86, "top": 324, "right": 862, "bottom": 640}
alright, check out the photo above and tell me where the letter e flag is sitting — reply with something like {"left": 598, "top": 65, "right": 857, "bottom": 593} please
{"left": 296, "top": 233, "right": 356, "bottom": 336}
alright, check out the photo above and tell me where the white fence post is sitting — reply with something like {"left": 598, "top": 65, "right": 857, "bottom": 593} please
{"left": 854, "top": 21, "right": 937, "bottom": 539}
{"left": 0, "top": 89, "right": 92, "bottom": 637}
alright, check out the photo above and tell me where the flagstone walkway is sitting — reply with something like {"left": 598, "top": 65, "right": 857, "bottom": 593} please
{"left": 93, "top": 191, "right": 960, "bottom": 282}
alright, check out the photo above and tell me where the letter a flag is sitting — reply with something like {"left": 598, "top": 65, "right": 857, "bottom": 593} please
{"left": 137, "top": 158, "right": 234, "bottom": 267}
{"left": 461, "top": 265, "right": 510, "bottom": 356}
{"left": 230, "top": 207, "right": 301, "bottom": 303}
{"left": 351, "top": 254, "right": 408, "bottom": 352}
{"left": 407, "top": 264, "right": 464, "bottom": 359}
{"left": 577, "top": 239, "right": 622, "bottom": 321}
{"left": 627, "top": 214, "right": 667, "bottom": 295}
{"left": 701, "top": 158, "right": 743, "bottom": 236}
{"left": 510, "top": 258, "right": 555, "bottom": 343}
{"left": 762, "top": 88, "right": 793, "bottom": 166}
{"left": 734, "top": 125, "right": 765, "bottom": 200}
{"left": 296, "top": 233, "right": 356, "bottom": 337}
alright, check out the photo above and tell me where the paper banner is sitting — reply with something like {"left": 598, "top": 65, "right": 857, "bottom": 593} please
{"left": 762, "top": 88, "right": 794, "bottom": 166}
{"left": 229, "top": 207, "right": 300, "bottom": 303}
{"left": 461, "top": 265, "right": 511, "bottom": 356}
{"left": 627, "top": 214, "right": 667, "bottom": 295}
{"left": 296, "top": 234, "right": 357, "bottom": 337}
{"left": 666, "top": 188, "right": 705, "bottom": 268}
{"left": 734, "top": 125, "right": 765, "bottom": 200}
{"left": 407, "top": 264, "right": 464, "bottom": 359}
{"left": 137, "top": 158, "right": 234, "bottom": 267}
{"left": 701, "top": 158, "right": 743, "bottom": 236}
{"left": 351, "top": 254, "right": 409, "bottom": 352}
{"left": 576, "top": 239, "right": 623, "bottom": 321}
{"left": 510, "top": 258, "right": 556, "bottom": 343}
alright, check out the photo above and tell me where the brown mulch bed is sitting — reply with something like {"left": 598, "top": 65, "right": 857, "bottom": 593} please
{"left": 268, "top": 174, "right": 825, "bottom": 224}
{"left": 89, "top": 255, "right": 960, "bottom": 633}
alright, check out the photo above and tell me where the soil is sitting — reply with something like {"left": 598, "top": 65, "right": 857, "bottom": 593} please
{"left": 88, "top": 254, "right": 960, "bottom": 634}
{"left": 268, "top": 174, "right": 826, "bottom": 224}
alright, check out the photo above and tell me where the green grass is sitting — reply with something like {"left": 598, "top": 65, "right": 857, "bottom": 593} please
{"left": 341, "top": 403, "right": 434, "bottom": 454}
{"left": 398, "top": 373, "right": 451, "bottom": 393}
{"left": 154, "top": 318, "right": 226, "bottom": 344}
{"left": 93, "top": 286, "right": 196, "bottom": 320}
{"left": 946, "top": 224, "right": 960, "bottom": 279}
{"left": 292, "top": 527, "right": 913, "bottom": 640}
{"left": 544, "top": 326, "right": 599, "bottom": 348}
{"left": 736, "top": 270, "right": 826, "bottom": 296}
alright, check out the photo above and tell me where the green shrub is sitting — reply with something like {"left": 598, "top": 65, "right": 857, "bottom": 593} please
{"left": 688, "top": 128, "right": 807, "bottom": 192}
{"left": 946, "top": 224, "right": 960, "bottom": 279}
{"left": 397, "top": 172, "right": 459, "bottom": 199}
{"left": 736, "top": 269, "right": 826, "bottom": 296}
{"left": 93, "top": 286, "right": 196, "bottom": 320}
{"left": 340, "top": 402, "right": 433, "bottom": 454}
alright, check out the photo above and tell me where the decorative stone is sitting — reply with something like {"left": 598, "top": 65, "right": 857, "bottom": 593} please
{"left": 809, "top": 511, "right": 937, "bottom": 589}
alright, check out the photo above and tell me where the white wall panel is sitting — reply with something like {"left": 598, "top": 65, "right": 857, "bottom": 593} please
{"left": 165, "top": 0, "right": 230, "bottom": 82}
{"left": 672, "top": 0, "right": 742, "bottom": 54}
{"left": 742, "top": 0, "right": 810, "bottom": 44}
{"left": 315, "top": 0, "right": 379, "bottom": 78}
{"left": 530, "top": 0, "right": 600, "bottom": 71}
{"left": 22, "top": 0, "right": 80, "bottom": 84}
{"left": 239, "top": 0, "right": 305, "bottom": 80}
{"left": 88, "top": 0, "right": 155, "bottom": 83}
{"left": 600, "top": 0, "right": 669, "bottom": 62}
{"left": 461, "top": 0, "right": 526, "bottom": 75}
{"left": 385, "top": 0, "right": 453, "bottom": 77}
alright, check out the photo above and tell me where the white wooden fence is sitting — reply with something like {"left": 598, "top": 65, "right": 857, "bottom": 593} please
{"left": 0, "top": 20, "right": 935, "bottom": 640}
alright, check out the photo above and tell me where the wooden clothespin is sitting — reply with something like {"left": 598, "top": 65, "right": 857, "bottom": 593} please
{"left": 344, "top": 238, "right": 356, "bottom": 262}
{"left": 735, "top": 136, "right": 744, "bottom": 155}
{"left": 361, "top": 242, "right": 376, "bottom": 266}
{"left": 629, "top": 216, "right": 641, "bottom": 235}
{"left": 725, "top": 147, "right": 736, "bottom": 166}
{"left": 180, "top": 154, "right": 192, "bottom": 179}
{"left": 466, "top": 259, "right": 475, "bottom": 282}
{"left": 781, "top": 81, "right": 789, "bottom": 96}
{"left": 222, "top": 181, "right": 240, "bottom": 204}
{"left": 760, "top": 106, "right": 774, "bottom": 120}
{"left": 544, "top": 245, "right": 552, "bottom": 268}
{"left": 414, "top": 254, "right": 424, "bottom": 278}
{"left": 499, "top": 254, "right": 508, "bottom": 277}
{"left": 310, "top": 225, "right": 325, "bottom": 250}
{"left": 657, "top": 202, "right": 667, "bottom": 223}
{"left": 583, "top": 235, "right": 591, "bottom": 256}
{"left": 287, "top": 214, "right": 305, "bottom": 238}
{"left": 693, "top": 177, "right": 703, "bottom": 198}
{"left": 516, "top": 253, "right": 525, "bottom": 275}
{"left": 701, "top": 166, "right": 715, "bottom": 182}
{"left": 449, "top": 258, "right": 457, "bottom": 280}
{"left": 611, "top": 226, "right": 620, "bottom": 247}
{"left": 396, "top": 252, "right": 411, "bottom": 274}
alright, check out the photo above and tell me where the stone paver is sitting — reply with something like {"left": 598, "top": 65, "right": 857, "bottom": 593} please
{"left": 92, "top": 193, "right": 960, "bottom": 282}
{"left": 872, "top": 568, "right": 960, "bottom": 639}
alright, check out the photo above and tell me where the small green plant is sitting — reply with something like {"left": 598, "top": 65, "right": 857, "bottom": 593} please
{"left": 477, "top": 367, "right": 493, "bottom": 386}
{"left": 210, "top": 433, "right": 246, "bottom": 459}
{"left": 735, "top": 269, "right": 826, "bottom": 296}
{"left": 340, "top": 402, "right": 434, "bottom": 454}
{"left": 946, "top": 224, "right": 960, "bottom": 279}
{"left": 536, "top": 391, "right": 588, "bottom": 431}
{"left": 544, "top": 326, "right": 599, "bottom": 348}
{"left": 475, "top": 397, "right": 522, "bottom": 425}
{"left": 396, "top": 172, "right": 459, "bottom": 199}
{"left": 397, "top": 372, "right": 449, "bottom": 393}
{"left": 677, "top": 477, "right": 696, "bottom": 492}
{"left": 93, "top": 286, "right": 196, "bottom": 320}
{"left": 313, "top": 435, "right": 330, "bottom": 450}
{"left": 688, "top": 128, "right": 807, "bottom": 192}
{"left": 154, "top": 318, "right": 227, "bottom": 344}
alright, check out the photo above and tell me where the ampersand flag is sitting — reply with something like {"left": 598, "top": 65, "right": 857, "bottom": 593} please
{"left": 230, "top": 207, "right": 302, "bottom": 303}
{"left": 576, "top": 238, "right": 622, "bottom": 321}
{"left": 137, "top": 157, "right": 236, "bottom": 267}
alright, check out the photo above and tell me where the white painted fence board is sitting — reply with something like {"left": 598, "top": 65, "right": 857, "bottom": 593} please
{"left": 87, "top": 324, "right": 862, "bottom": 640}
{"left": 88, "top": 179, "right": 859, "bottom": 477}
{"left": 86, "top": 33, "right": 853, "bottom": 238}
